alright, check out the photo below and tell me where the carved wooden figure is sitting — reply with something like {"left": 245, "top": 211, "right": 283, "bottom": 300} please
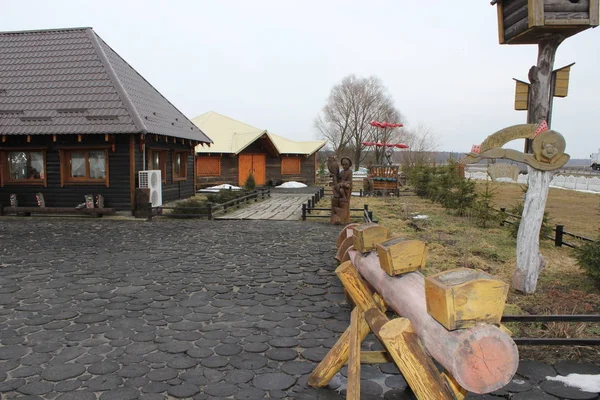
{"left": 329, "top": 156, "right": 353, "bottom": 224}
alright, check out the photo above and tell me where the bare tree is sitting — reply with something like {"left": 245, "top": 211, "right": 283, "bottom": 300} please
{"left": 315, "top": 75, "right": 403, "bottom": 169}
{"left": 398, "top": 123, "right": 439, "bottom": 167}
{"left": 314, "top": 76, "right": 355, "bottom": 156}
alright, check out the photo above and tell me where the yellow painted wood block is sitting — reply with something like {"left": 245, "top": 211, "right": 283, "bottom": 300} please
{"left": 425, "top": 268, "right": 508, "bottom": 331}
{"left": 376, "top": 237, "right": 427, "bottom": 276}
{"left": 352, "top": 223, "right": 390, "bottom": 253}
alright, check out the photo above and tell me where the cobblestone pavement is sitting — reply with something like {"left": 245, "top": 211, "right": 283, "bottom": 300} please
{"left": 0, "top": 219, "right": 598, "bottom": 400}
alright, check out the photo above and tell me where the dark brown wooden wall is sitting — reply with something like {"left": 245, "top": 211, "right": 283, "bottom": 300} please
{"left": 0, "top": 134, "right": 196, "bottom": 211}
{"left": 196, "top": 145, "right": 318, "bottom": 188}
{"left": 138, "top": 135, "right": 195, "bottom": 206}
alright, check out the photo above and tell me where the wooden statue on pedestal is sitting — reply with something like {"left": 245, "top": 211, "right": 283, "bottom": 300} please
{"left": 329, "top": 156, "right": 353, "bottom": 224}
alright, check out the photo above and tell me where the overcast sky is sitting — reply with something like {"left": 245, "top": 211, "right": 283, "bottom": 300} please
{"left": 2, "top": 1, "right": 599, "bottom": 158}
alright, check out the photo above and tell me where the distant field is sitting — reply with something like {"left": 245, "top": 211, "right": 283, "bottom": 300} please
{"left": 480, "top": 181, "right": 600, "bottom": 238}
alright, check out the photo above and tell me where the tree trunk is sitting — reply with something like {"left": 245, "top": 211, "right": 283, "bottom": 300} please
{"left": 349, "top": 251, "right": 519, "bottom": 394}
{"left": 513, "top": 35, "right": 564, "bottom": 294}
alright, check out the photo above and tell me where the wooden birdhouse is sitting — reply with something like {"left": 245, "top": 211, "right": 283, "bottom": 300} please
{"left": 494, "top": 0, "right": 599, "bottom": 45}
{"left": 513, "top": 78, "right": 530, "bottom": 110}
{"left": 425, "top": 268, "right": 509, "bottom": 330}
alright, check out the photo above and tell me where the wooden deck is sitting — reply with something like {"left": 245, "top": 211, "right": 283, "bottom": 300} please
{"left": 215, "top": 193, "right": 313, "bottom": 221}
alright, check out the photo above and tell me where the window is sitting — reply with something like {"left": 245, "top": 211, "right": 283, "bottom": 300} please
{"left": 196, "top": 157, "right": 221, "bottom": 176}
{"left": 62, "top": 149, "right": 108, "bottom": 185}
{"left": 147, "top": 150, "right": 166, "bottom": 183}
{"left": 172, "top": 152, "right": 188, "bottom": 181}
{"left": 281, "top": 157, "right": 301, "bottom": 175}
{"left": 5, "top": 151, "right": 45, "bottom": 184}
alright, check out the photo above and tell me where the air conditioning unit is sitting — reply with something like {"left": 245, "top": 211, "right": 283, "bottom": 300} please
{"left": 138, "top": 170, "right": 162, "bottom": 207}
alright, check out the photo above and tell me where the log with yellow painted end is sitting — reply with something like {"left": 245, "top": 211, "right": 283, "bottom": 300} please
{"left": 352, "top": 223, "right": 390, "bottom": 253}
{"left": 376, "top": 237, "right": 427, "bottom": 276}
{"left": 350, "top": 251, "right": 518, "bottom": 394}
{"left": 425, "top": 268, "right": 509, "bottom": 330}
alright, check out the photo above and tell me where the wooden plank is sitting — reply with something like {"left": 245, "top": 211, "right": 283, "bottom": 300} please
{"left": 545, "top": 11, "right": 589, "bottom": 20}
{"left": 545, "top": 0, "right": 589, "bottom": 12}
{"left": 528, "top": 0, "right": 544, "bottom": 27}
{"left": 505, "top": 16, "right": 530, "bottom": 40}
{"left": 359, "top": 351, "right": 391, "bottom": 364}
{"left": 497, "top": 0, "right": 506, "bottom": 43}
{"left": 591, "top": 0, "right": 599, "bottom": 25}
{"left": 307, "top": 314, "right": 371, "bottom": 387}
{"left": 503, "top": 0, "right": 527, "bottom": 16}
{"left": 504, "top": 4, "right": 528, "bottom": 27}
{"left": 129, "top": 134, "right": 135, "bottom": 213}
{"left": 545, "top": 17, "right": 590, "bottom": 25}
{"left": 347, "top": 307, "right": 362, "bottom": 400}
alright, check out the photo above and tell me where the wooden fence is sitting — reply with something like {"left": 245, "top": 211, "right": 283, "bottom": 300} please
{"left": 498, "top": 207, "right": 596, "bottom": 248}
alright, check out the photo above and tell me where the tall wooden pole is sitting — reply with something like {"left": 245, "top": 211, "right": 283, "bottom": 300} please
{"left": 513, "top": 34, "right": 564, "bottom": 294}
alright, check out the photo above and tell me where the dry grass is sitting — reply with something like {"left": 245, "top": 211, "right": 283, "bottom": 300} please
{"left": 481, "top": 181, "right": 600, "bottom": 239}
{"left": 318, "top": 191, "right": 600, "bottom": 363}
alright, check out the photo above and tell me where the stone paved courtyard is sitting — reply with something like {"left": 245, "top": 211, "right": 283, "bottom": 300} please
{"left": 0, "top": 219, "right": 598, "bottom": 400}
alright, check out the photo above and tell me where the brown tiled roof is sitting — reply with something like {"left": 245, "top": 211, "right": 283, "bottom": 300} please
{"left": 0, "top": 27, "right": 211, "bottom": 143}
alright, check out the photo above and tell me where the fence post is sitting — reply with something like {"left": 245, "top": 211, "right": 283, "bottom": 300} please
{"left": 302, "top": 203, "right": 307, "bottom": 221}
{"left": 555, "top": 225, "right": 564, "bottom": 247}
{"left": 207, "top": 202, "right": 213, "bottom": 220}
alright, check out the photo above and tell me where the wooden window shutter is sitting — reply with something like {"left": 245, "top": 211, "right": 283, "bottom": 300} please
{"left": 196, "top": 157, "right": 221, "bottom": 176}
{"left": 281, "top": 157, "right": 301, "bottom": 175}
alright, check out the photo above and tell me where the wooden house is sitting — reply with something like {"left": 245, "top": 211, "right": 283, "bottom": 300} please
{"left": 494, "top": 0, "right": 599, "bottom": 44}
{"left": 192, "top": 112, "right": 326, "bottom": 187}
{"left": 0, "top": 27, "right": 211, "bottom": 212}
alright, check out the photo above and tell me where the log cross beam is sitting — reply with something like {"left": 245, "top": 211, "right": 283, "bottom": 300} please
{"left": 308, "top": 261, "right": 465, "bottom": 400}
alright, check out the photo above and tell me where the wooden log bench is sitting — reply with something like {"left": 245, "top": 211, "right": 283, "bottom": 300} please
{"left": 0, "top": 206, "right": 115, "bottom": 217}
{"left": 0, "top": 193, "right": 115, "bottom": 217}
{"left": 310, "top": 223, "right": 518, "bottom": 399}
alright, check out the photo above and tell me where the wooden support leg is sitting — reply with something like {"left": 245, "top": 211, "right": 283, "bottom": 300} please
{"left": 365, "top": 308, "right": 456, "bottom": 400}
{"left": 347, "top": 307, "right": 362, "bottom": 399}
{"left": 308, "top": 261, "right": 386, "bottom": 388}
{"left": 307, "top": 314, "right": 371, "bottom": 387}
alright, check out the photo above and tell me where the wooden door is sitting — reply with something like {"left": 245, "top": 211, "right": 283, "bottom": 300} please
{"left": 252, "top": 154, "right": 266, "bottom": 185}
{"left": 238, "top": 154, "right": 266, "bottom": 186}
{"left": 238, "top": 154, "right": 252, "bottom": 186}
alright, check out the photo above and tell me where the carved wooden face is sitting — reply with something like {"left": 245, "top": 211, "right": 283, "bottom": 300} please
{"left": 532, "top": 130, "right": 566, "bottom": 163}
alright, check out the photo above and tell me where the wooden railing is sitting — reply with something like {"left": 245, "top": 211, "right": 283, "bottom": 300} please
{"left": 145, "top": 189, "right": 270, "bottom": 220}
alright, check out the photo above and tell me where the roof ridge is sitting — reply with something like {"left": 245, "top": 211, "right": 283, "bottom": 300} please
{"left": 85, "top": 29, "right": 148, "bottom": 134}
{"left": 0, "top": 27, "right": 92, "bottom": 35}
{"left": 203, "top": 111, "right": 263, "bottom": 132}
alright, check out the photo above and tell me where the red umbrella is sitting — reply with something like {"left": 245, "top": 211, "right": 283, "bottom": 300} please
{"left": 394, "top": 143, "right": 409, "bottom": 149}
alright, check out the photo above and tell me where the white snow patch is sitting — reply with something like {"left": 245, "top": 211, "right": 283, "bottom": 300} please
{"left": 275, "top": 181, "right": 307, "bottom": 188}
{"left": 199, "top": 184, "right": 242, "bottom": 193}
{"left": 412, "top": 214, "right": 429, "bottom": 219}
{"left": 546, "top": 374, "right": 600, "bottom": 393}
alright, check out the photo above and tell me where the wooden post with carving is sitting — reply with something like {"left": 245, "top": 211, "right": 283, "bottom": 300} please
{"left": 329, "top": 156, "right": 353, "bottom": 224}
{"left": 490, "top": 0, "right": 599, "bottom": 293}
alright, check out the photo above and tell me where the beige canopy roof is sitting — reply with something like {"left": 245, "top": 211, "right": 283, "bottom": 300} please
{"left": 192, "top": 111, "right": 326, "bottom": 156}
